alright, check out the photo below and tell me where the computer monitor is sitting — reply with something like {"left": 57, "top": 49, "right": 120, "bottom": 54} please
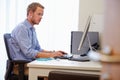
{"left": 71, "top": 16, "right": 100, "bottom": 56}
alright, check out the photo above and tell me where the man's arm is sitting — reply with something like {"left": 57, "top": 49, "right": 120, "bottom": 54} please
{"left": 35, "top": 50, "right": 64, "bottom": 58}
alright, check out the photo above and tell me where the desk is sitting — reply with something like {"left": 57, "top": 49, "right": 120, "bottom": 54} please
{"left": 27, "top": 59, "right": 102, "bottom": 80}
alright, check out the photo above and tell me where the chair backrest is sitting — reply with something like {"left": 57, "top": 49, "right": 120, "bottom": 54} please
{"left": 4, "top": 33, "right": 12, "bottom": 60}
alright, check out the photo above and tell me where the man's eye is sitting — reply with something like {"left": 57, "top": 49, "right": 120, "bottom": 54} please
{"left": 38, "top": 13, "right": 43, "bottom": 16}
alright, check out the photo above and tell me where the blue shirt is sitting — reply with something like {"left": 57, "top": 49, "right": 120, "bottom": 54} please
{"left": 10, "top": 19, "right": 43, "bottom": 61}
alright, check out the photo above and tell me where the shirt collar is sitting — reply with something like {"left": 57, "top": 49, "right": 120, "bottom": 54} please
{"left": 24, "top": 19, "right": 35, "bottom": 30}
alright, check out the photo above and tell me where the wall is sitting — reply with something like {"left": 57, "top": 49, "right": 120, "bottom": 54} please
{"left": 79, "top": 0, "right": 104, "bottom": 33}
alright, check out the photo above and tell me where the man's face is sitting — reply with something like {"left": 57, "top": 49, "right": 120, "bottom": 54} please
{"left": 31, "top": 7, "right": 44, "bottom": 25}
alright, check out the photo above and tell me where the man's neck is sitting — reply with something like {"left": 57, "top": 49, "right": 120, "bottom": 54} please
{"left": 27, "top": 17, "right": 34, "bottom": 26}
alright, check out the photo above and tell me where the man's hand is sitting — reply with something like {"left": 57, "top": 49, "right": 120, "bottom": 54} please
{"left": 51, "top": 51, "right": 64, "bottom": 57}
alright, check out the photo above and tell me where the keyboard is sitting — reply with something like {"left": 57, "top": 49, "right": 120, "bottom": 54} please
{"left": 54, "top": 54, "right": 73, "bottom": 59}
{"left": 68, "top": 55, "right": 90, "bottom": 62}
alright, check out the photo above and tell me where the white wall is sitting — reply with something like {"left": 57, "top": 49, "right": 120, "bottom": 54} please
{"left": 35, "top": 0, "right": 79, "bottom": 52}
{"left": 79, "top": 0, "right": 104, "bottom": 33}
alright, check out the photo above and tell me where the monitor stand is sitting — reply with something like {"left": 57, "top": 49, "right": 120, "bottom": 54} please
{"left": 69, "top": 42, "right": 99, "bottom": 62}
{"left": 69, "top": 54, "right": 90, "bottom": 62}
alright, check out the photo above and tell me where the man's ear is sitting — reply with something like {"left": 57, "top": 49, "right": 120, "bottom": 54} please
{"left": 29, "top": 10, "right": 33, "bottom": 17}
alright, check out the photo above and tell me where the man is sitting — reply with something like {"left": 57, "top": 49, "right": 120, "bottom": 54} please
{"left": 11, "top": 2, "right": 64, "bottom": 61}
{"left": 10, "top": 2, "right": 65, "bottom": 76}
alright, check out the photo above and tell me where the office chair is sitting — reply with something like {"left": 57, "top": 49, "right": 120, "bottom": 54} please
{"left": 48, "top": 71, "right": 99, "bottom": 80}
{"left": 4, "top": 33, "right": 30, "bottom": 80}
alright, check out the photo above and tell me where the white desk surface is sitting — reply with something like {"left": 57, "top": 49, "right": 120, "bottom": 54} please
{"left": 27, "top": 59, "right": 102, "bottom": 80}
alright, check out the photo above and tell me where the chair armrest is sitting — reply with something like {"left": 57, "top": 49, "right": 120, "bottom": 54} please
{"left": 12, "top": 60, "right": 31, "bottom": 64}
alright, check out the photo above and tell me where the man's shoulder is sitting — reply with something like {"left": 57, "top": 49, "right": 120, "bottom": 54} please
{"left": 16, "top": 22, "right": 28, "bottom": 30}
{"left": 12, "top": 19, "right": 31, "bottom": 33}
{"left": 12, "top": 23, "right": 28, "bottom": 35}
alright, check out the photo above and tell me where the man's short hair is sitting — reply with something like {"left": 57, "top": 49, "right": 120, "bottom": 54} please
{"left": 27, "top": 2, "right": 44, "bottom": 16}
